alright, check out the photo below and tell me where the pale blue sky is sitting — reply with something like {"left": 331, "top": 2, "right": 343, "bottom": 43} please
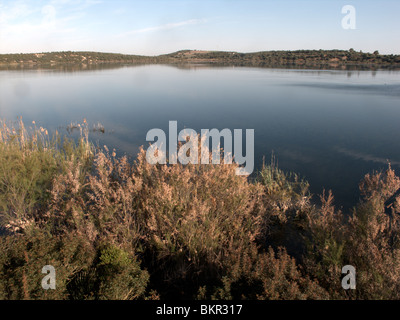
{"left": 0, "top": 0, "right": 399, "bottom": 55}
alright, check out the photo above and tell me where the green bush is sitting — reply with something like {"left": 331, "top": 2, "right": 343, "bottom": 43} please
{"left": 67, "top": 244, "right": 149, "bottom": 300}
{"left": 0, "top": 230, "right": 95, "bottom": 299}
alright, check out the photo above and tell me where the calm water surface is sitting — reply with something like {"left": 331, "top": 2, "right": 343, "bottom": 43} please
{"left": 1, "top": 64, "right": 400, "bottom": 210}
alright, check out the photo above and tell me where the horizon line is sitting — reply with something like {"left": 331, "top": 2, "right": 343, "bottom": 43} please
{"left": 0, "top": 48, "right": 398, "bottom": 56}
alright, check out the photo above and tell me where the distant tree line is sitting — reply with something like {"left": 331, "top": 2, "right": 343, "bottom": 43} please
{"left": 0, "top": 51, "right": 156, "bottom": 66}
{"left": 1, "top": 49, "right": 399, "bottom": 70}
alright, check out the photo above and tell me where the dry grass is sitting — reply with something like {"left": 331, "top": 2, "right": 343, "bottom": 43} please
{"left": 1, "top": 119, "right": 400, "bottom": 300}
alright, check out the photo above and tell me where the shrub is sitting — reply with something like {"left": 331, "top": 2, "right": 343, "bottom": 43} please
{"left": 133, "top": 147, "right": 265, "bottom": 298}
{"left": 258, "top": 159, "right": 311, "bottom": 259}
{"left": 205, "top": 244, "right": 328, "bottom": 300}
{"left": 302, "top": 166, "right": 400, "bottom": 299}
{"left": 67, "top": 243, "right": 149, "bottom": 300}
{"left": 0, "top": 230, "right": 95, "bottom": 300}
{"left": 344, "top": 166, "right": 400, "bottom": 299}
{"left": 0, "top": 118, "right": 93, "bottom": 235}
{"left": 302, "top": 191, "right": 346, "bottom": 299}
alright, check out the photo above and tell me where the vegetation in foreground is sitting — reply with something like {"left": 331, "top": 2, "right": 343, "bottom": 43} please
{"left": 0, "top": 119, "right": 400, "bottom": 300}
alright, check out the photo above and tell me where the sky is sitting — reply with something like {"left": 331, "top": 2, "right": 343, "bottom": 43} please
{"left": 0, "top": 0, "right": 399, "bottom": 55}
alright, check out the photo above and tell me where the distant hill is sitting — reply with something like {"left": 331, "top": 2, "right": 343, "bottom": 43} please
{"left": 161, "top": 49, "right": 400, "bottom": 69}
{"left": 1, "top": 49, "right": 399, "bottom": 70}
{"left": 0, "top": 51, "right": 155, "bottom": 65}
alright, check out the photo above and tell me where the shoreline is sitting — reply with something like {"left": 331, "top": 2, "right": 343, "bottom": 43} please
{"left": 1, "top": 49, "right": 400, "bottom": 71}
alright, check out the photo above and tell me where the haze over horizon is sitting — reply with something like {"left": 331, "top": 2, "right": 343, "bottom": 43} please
{"left": 0, "top": 0, "right": 399, "bottom": 56}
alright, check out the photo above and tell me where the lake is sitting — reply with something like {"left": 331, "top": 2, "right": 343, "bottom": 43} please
{"left": 1, "top": 64, "right": 400, "bottom": 210}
